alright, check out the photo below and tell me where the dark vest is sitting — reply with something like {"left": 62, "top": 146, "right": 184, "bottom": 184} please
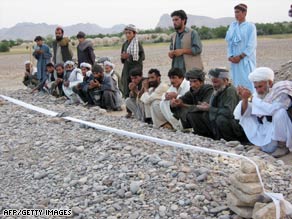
{"left": 53, "top": 40, "right": 72, "bottom": 63}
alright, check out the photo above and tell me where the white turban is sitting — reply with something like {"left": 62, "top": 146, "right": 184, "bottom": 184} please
{"left": 80, "top": 62, "right": 92, "bottom": 70}
{"left": 24, "top": 60, "right": 31, "bottom": 65}
{"left": 64, "top": 60, "right": 75, "bottom": 67}
{"left": 104, "top": 61, "right": 115, "bottom": 69}
{"left": 248, "top": 67, "right": 274, "bottom": 82}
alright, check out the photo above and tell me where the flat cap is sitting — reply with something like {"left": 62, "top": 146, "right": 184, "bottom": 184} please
{"left": 185, "top": 68, "right": 205, "bottom": 81}
{"left": 208, "top": 67, "right": 229, "bottom": 79}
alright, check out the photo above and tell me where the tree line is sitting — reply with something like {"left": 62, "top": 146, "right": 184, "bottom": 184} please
{"left": 1, "top": 21, "right": 292, "bottom": 52}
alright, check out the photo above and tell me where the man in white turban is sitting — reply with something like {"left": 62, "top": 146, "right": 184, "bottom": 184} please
{"left": 234, "top": 67, "right": 292, "bottom": 157}
{"left": 104, "top": 61, "right": 123, "bottom": 110}
{"left": 63, "top": 61, "right": 83, "bottom": 105}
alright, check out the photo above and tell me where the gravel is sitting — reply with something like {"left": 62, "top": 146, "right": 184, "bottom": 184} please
{"left": 0, "top": 89, "right": 292, "bottom": 218}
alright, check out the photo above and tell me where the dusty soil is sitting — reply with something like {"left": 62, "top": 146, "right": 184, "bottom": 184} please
{"left": 1, "top": 37, "right": 292, "bottom": 90}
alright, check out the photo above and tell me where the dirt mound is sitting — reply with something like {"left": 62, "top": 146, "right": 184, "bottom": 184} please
{"left": 274, "top": 60, "right": 292, "bottom": 82}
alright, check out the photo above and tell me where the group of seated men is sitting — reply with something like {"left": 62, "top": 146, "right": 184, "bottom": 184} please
{"left": 23, "top": 61, "right": 292, "bottom": 158}
{"left": 124, "top": 67, "right": 292, "bottom": 158}
{"left": 23, "top": 60, "right": 122, "bottom": 111}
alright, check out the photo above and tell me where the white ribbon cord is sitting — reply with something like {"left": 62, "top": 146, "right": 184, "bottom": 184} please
{"left": 0, "top": 94, "right": 288, "bottom": 219}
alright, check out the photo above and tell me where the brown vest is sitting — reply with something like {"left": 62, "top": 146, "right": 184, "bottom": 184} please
{"left": 172, "top": 29, "right": 204, "bottom": 71}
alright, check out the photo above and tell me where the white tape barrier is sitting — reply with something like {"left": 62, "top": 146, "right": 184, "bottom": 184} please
{"left": 1, "top": 94, "right": 290, "bottom": 219}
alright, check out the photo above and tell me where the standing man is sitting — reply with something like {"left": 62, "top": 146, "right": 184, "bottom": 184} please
{"left": 169, "top": 10, "right": 203, "bottom": 74}
{"left": 225, "top": 3, "right": 257, "bottom": 92}
{"left": 120, "top": 24, "right": 145, "bottom": 98}
{"left": 76, "top": 31, "right": 96, "bottom": 67}
{"left": 33, "top": 36, "right": 52, "bottom": 83}
{"left": 53, "top": 27, "right": 74, "bottom": 64}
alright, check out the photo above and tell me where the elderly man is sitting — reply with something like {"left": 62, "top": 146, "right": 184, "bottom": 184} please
{"left": 72, "top": 62, "right": 93, "bottom": 105}
{"left": 225, "top": 4, "right": 257, "bottom": 92}
{"left": 104, "top": 61, "right": 122, "bottom": 110}
{"left": 187, "top": 68, "right": 246, "bottom": 141}
{"left": 63, "top": 61, "right": 83, "bottom": 105}
{"left": 172, "top": 68, "right": 213, "bottom": 129}
{"left": 155, "top": 68, "right": 190, "bottom": 130}
{"left": 140, "top": 69, "right": 168, "bottom": 126}
{"left": 53, "top": 27, "right": 73, "bottom": 64}
{"left": 76, "top": 31, "right": 96, "bottom": 67}
{"left": 125, "top": 68, "right": 147, "bottom": 120}
{"left": 169, "top": 10, "right": 203, "bottom": 74}
{"left": 234, "top": 67, "right": 292, "bottom": 157}
{"left": 88, "top": 64, "right": 119, "bottom": 111}
{"left": 23, "top": 61, "right": 38, "bottom": 88}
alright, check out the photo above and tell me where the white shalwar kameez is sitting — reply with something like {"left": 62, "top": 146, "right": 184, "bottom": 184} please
{"left": 234, "top": 92, "right": 292, "bottom": 151}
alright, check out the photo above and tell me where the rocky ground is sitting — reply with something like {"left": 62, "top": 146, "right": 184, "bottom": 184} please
{"left": 0, "top": 89, "right": 292, "bottom": 219}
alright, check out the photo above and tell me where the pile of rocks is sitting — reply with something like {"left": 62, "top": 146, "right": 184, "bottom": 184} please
{"left": 227, "top": 158, "right": 265, "bottom": 218}
{"left": 274, "top": 60, "right": 292, "bottom": 82}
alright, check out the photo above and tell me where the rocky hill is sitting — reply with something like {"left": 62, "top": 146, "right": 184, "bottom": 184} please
{"left": 0, "top": 22, "right": 126, "bottom": 40}
{"left": 156, "top": 13, "right": 234, "bottom": 28}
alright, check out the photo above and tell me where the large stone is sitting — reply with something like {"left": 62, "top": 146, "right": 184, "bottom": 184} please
{"left": 227, "top": 193, "right": 254, "bottom": 207}
{"left": 230, "top": 175, "right": 263, "bottom": 195}
{"left": 229, "top": 185, "right": 261, "bottom": 204}
{"left": 235, "top": 170, "right": 259, "bottom": 183}
{"left": 241, "top": 158, "right": 265, "bottom": 174}
{"left": 228, "top": 203, "right": 253, "bottom": 218}
{"left": 252, "top": 202, "right": 285, "bottom": 219}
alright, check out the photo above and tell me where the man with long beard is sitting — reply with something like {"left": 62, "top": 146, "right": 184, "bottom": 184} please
{"left": 187, "top": 68, "right": 246, "bottom": 142}
{"left": 234, "top": 67, "right": 292, "bottom": 157}
{"left": 53, "top": 27, "right": 74, "bottom": 64}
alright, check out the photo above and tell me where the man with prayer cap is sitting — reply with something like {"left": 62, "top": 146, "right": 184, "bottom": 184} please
{"left": 225, "top": 3, "right": 257, "bottom": 92}
{"left": 104, "top": 61, "right": 123, "bottom": 110}
{"left": 169, "top": 10, "right": 203, "bottom": 74}
{"left": 23, "top": 61, "right": 38, "bottom": 88}
{"left": 72, "top": 62, "right": 94, "bottom": 105}
{"left": 62, "top": 61, "right": 83, "bottom": 105}
{"left": 120, "top": 24, "right": 145, "bottom": 98}
{"left": 77, "top": 31, "right": 96, "bottom": 67}
{"left": 234, "top": 67, "right": 292, "bottom": 157}
{"left": 171, "top": 67, "right": 213, "bottom": 129}
{"left": 186, "top": 67, "right": 247, "bottom": 141}
{"left": 155, "top": 68, "right": 190, "bottom": 130}
{"left": 53, "top": 27, "right": 74, "bottom": 64}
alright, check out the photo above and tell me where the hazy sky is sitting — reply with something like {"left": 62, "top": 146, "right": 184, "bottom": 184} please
{"left": 1, "top": 0, "right": 291, "bottom": 29}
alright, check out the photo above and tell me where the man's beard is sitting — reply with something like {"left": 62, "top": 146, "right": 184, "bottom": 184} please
{"left": 149, "top": 81, "right": 159, "bottom": 88}
{"left": 191, "top": 87, "right": 200, "bottom": 94}
{"left": 213, "top": 85, "right": 226, "bottom": 96}
{"left": 174, "top": 24, "right": 182, "bottom": 31}
{"left": 257, "top": 89, "right": 270, "bottom": 99}
{"left": 56, "top": 36, "right": 63, "bottom": 41}
{"left": 257, "top": 82, "right": 270, "bottom": 99}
